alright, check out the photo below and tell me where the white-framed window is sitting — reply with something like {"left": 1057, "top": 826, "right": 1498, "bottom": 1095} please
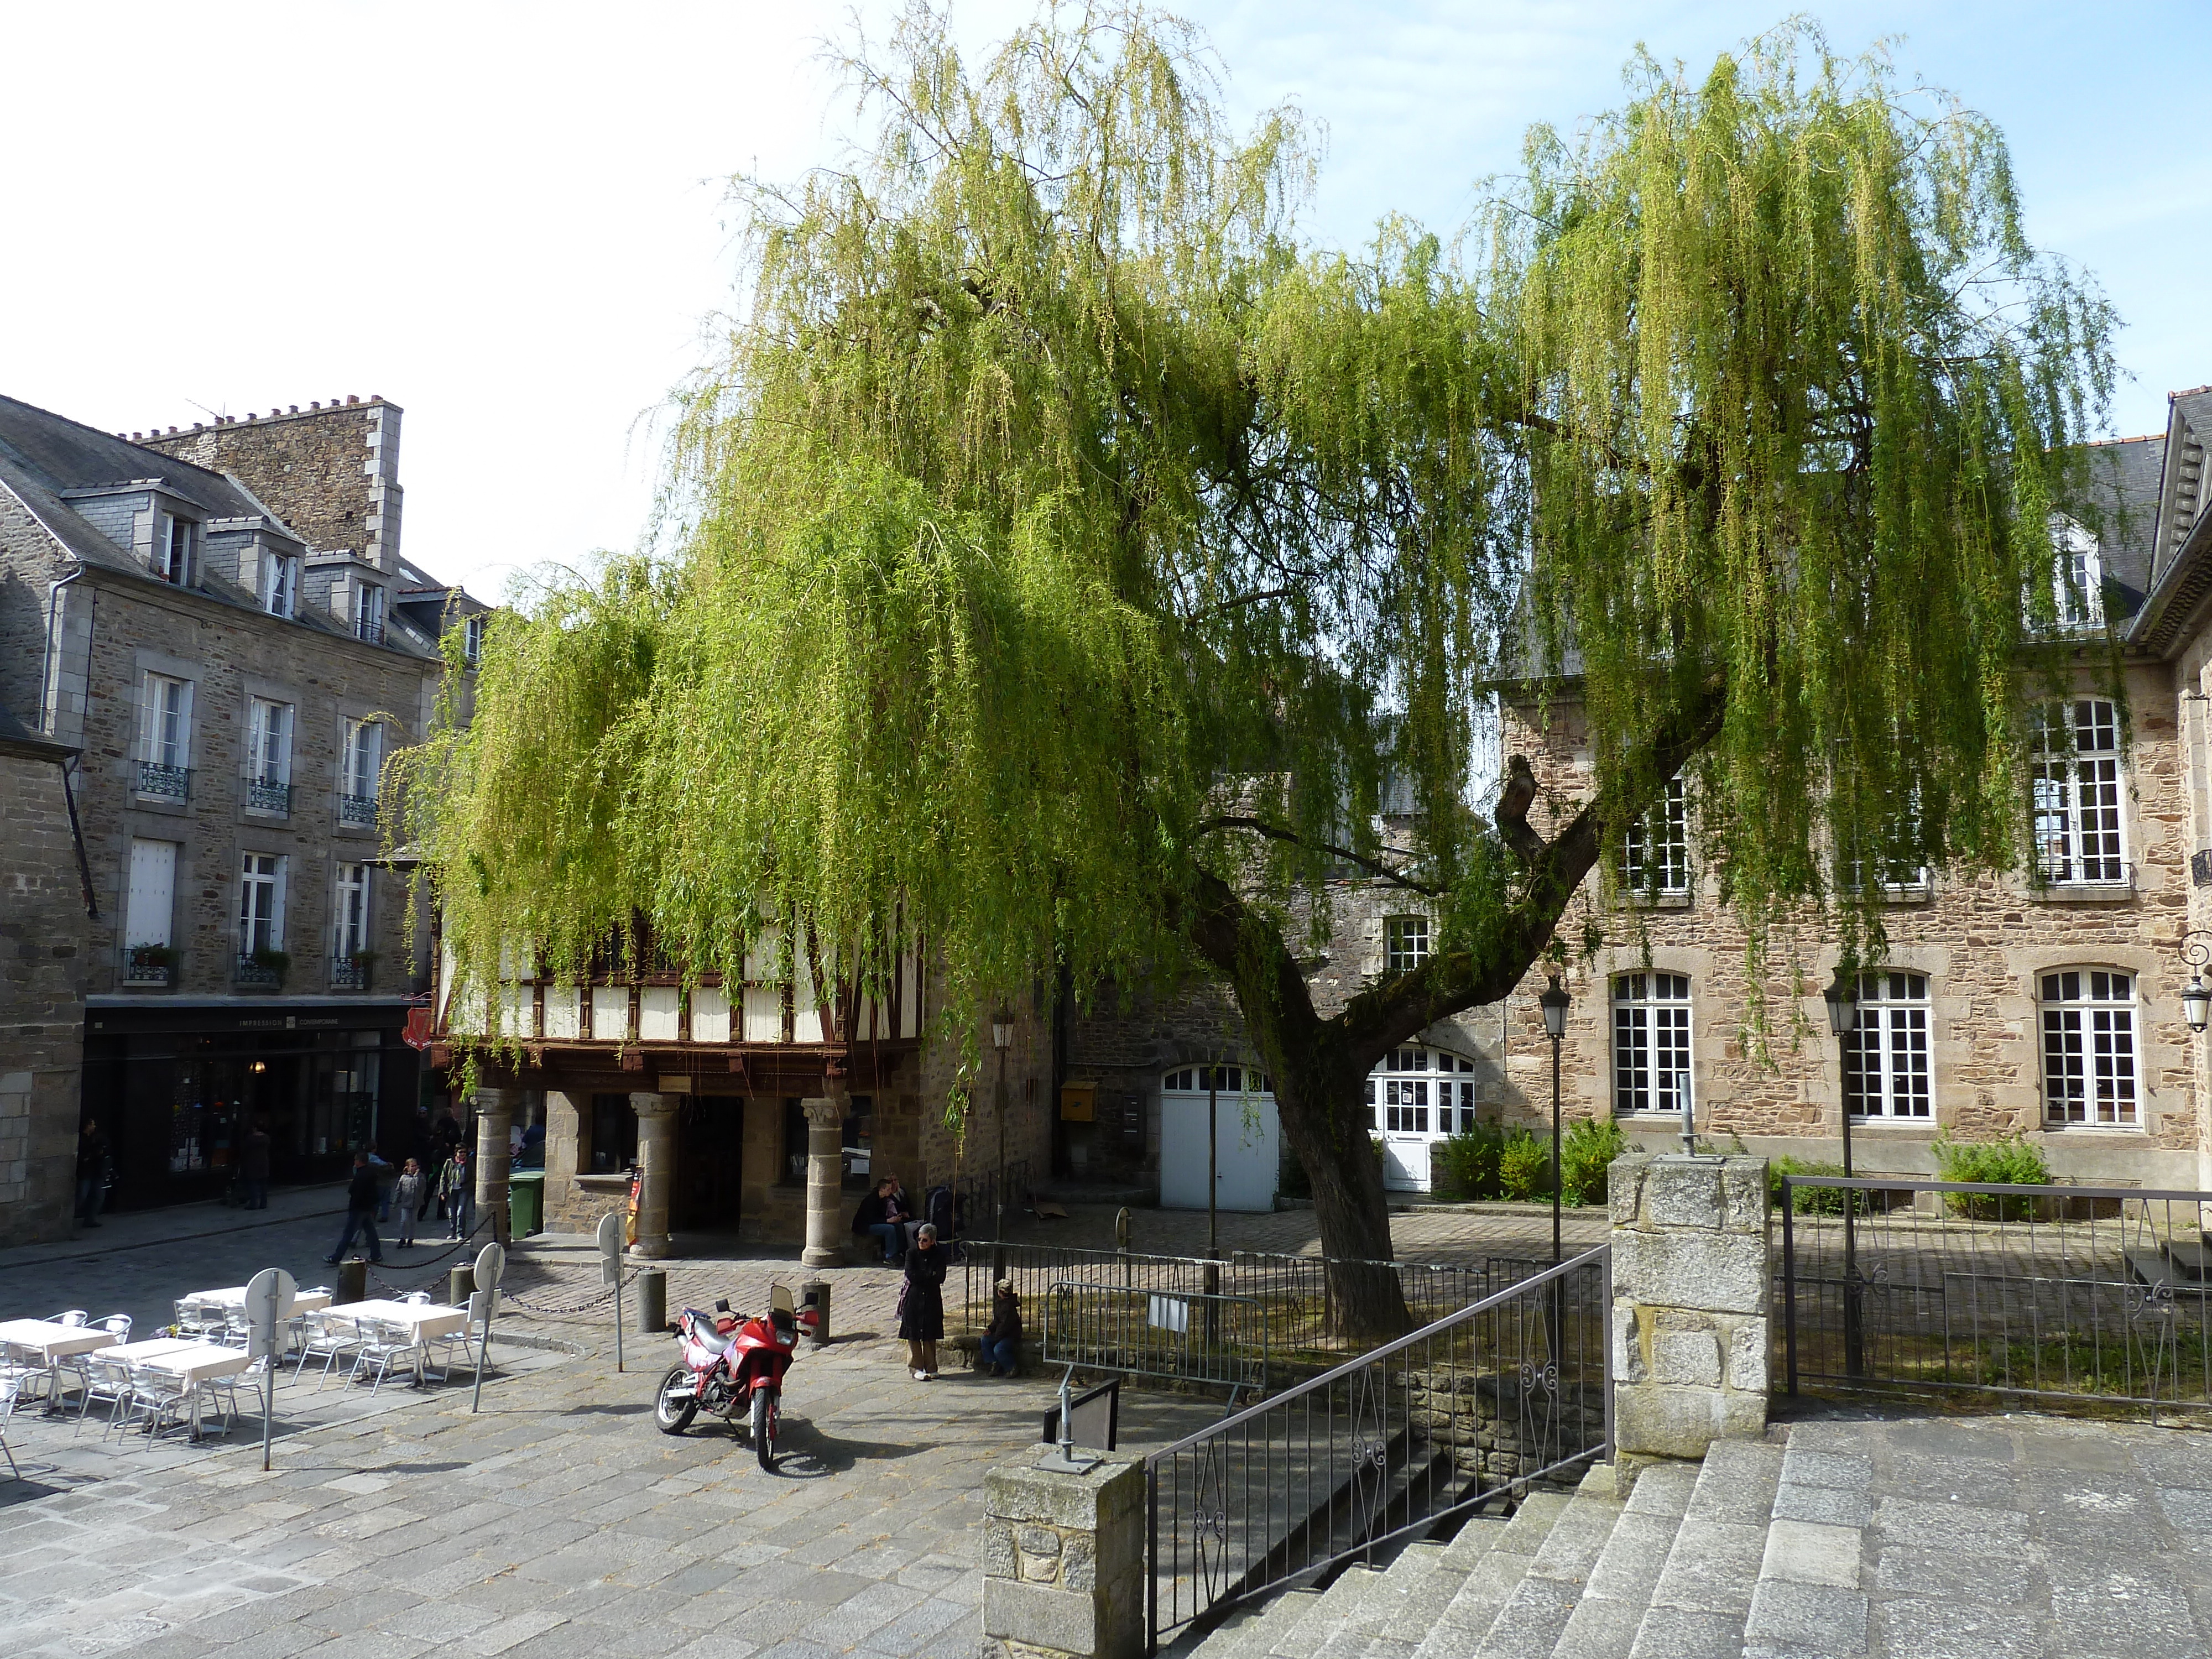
{"left": 262, "top": 551, "right": 298, "bottom": 618}
{"left": 1843, "top": 797, "right": 1927, "bottom": 894}
{"left": 2032, "top": 700, "right": 2125, "bottom": 884}
{"left": 2042, "top": 969, "right": 2137, "bottom": 1126}
{"left": 335, "top": 862, "right": 371, "bottom": 958}
{"left": 1843, "top": 971, "right": 1932, "bottom": 1119}
{"left": 1364, "top": 1045, "right": 1481, "bottom": 1136}
{"left": 463, "top": 613, "right": 485, "bottom": 664}
{"left": 238, "top": 853, "right": 287, "bottom": 957}
{"left": 139, "top": 673, "right": 191, "bottom": 768}
{"left": 1624, "top": 778, "right": 1690, "bottom": 895}
{"left": 2053, "top": 516, "right": 2103, "bottom": 629}
{"left": 1385, "top": 915, "right": 1431, "bottom": 975}
{"left": 356, "top": 580, "right": 386, "bottom": 643}
{"left": 155, "top": 513, "right": 195, "bottom": 585}
{"left": 341, "top": 719, "right": 383, "bottom": 802}
{"left": 246, "top": 697, "right": 292, "bottom": 784}
{"left": 1614, "top": 972, "right": 1693, "bottom": 1115}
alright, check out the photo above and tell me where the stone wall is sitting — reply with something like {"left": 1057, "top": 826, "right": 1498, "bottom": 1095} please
{"left": 983, "top": 1455, "right": 1145, "bottom": 1659}
{"left": 141, "top": 399, "right": 403, "bottom": 569}
{"left": 0, "top": 745, "right": 89, "bottom": 1245}
{"left": 1495, "top": 671, "right": 2200, "bottom": 1186}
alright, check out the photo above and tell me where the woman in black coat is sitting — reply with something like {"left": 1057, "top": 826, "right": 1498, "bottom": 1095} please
{"left": 899, "top": 1222, "right": 948, "bottom": 1379}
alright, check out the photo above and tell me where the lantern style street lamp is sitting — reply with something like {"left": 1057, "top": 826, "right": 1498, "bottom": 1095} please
{"left": 1538, "top": 976, "right": 1571, "bottom": 1266}
{"left": 992, "top": 1014, "right": 1013, "bottom": 1249}
{"left": 1824, "top": 967, "right": 1865, "bottom": 1378}
{"left": 2182, "top": 933, "right": 2212, "bottom": 1035}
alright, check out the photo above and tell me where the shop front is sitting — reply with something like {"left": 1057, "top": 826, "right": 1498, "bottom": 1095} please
{"left": 82, "top": 997, "right": 422, "bottom": 1211}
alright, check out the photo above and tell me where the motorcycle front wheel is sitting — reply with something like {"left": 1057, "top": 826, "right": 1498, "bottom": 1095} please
{"left": 752, "top": 1386, "right": 778, "bottom": 1470}
{"left": 654, "top": 1365, "right": 697, "bottom": 1434}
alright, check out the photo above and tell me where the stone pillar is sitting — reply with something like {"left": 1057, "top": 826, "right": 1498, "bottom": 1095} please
{"left": 800, "top": 1089, "right": 848, "bottom": 1268}
{"left": 983, "top": 1455, "right": 1145, "bottom": 1659}
{"left": 542, "top": 1090, "right": 582, "bottom": 1227}
{"left": 1609, "top": 1152, "right": 1770, "bottom": 1488}
{"left": 473, "top": 1086, "right": 521, "bottom": 1244}
{"left": 629, "top": 1092, "right": 676, "bottom": 1259}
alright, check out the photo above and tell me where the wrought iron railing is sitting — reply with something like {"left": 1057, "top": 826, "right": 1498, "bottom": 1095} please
{"left": 1046, "top": 1279, "right": 1269, "bottom": 1395}
{"left": 957, "top": 1240, "right": 1533, "bottom": 1361}
{"left": 1144, "top": 1245, "right": 1612, "bottom": 1651}
{"left": 337, "top": 791, "right": 379, "bottom": 827}
{"left": 330, "top": 955, "right": 371, "bottom": 991}
{"left": 121, "top": 946, "right": 173, "bottom": 987}
{"left": 234, "top": 956, "right": 283, "bottom": 988}
{"left": 1779, "top": 1175, "right": 2212, "bottom": 1421}
{"left": 135, "top": 760, "right": 191, "bottom": 801}
{"left": 356, "top": 618, "right": 385, "bottom": 645}
{"left": 244, "top": 775, "right": 291, "bottom": 814}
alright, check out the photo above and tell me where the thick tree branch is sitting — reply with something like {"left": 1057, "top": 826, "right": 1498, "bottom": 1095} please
{"left": 1493, "top": 753, "right": 1546, "bottom": 865}
{"left": 1198, "top": 815, "right": 1444, "bottom": 896}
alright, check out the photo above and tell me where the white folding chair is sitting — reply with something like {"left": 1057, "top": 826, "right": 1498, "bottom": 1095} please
{"left": 75, "top": 1352, "right": 135, "bottom": 1437}
{"left": 119, "top": 1365, "right": 192, "bottom": 1441}
{"left": 0, "top": 1359, "right": 47, "bottom": 1423}
{"left": 347, "top": 1321, "right": 418, "bottom": 1394}
{"left": 292, "top": 1312, "right": 358, "bottom": 1387}
{"left": 46, "top": 1311, "right": 88, "bottom": 1327}
{"left": 430, "top": 1292, "right": 492, "bottom": 1382}
{"left": 218, "top": 1310, "right": 253, "bottom": 1350}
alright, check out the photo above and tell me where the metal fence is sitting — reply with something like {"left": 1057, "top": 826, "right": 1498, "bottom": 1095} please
{"left": 1144, "top": 1246, "right": 1613, "bottom": 1652}
{"left": 1779, "top": 1175, "right": 2212, "bottom": 1420}
{"left": 956, "top": 1243, "right": 1542, "bottom": 1365}
{"left": 1045, "top": 1280, "right": 1270, "bottom": 1395}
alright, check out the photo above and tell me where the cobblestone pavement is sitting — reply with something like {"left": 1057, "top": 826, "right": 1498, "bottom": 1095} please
{"left": 1007, "top": 1198, "right": 1611, "bottom": 1263}
{"left": 1775, "top": 1404, "right": 2212, "bottom": 1658}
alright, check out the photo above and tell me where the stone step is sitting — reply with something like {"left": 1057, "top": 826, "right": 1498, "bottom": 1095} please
{"left": 1408, "top": 1489, "right": 1573, "bottom": 1659}
{"left": 1383, "top": 1529, "right": 1494, "bottom": 1645}
{"left": 1467, "top": 1464, "right": 1626, "bottom": 1659}
{"left": 1553, "top": 1460, "right": 1700, "bottom": 1659}
{"left": 1308, "top": 1538, "right": 1459, "bottom": 1659}
{"left": 1740, "top": 1426, "right": 1874, "bottom": 1659}
{"left": 1265, "top": 1562, "right": 1391, "bottom": 1658}
{"left": 1626, "top": 1438, "right": 1786, "bottom": 1659}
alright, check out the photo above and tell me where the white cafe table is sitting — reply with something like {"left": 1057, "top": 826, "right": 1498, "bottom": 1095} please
{"left": 0, "top": 1318, "right": 119, "bottom": 1410}
{"left": 190, "top": 1285, "right": 335, "bottom": 1314}
{"left": 105, "top": 1337, "right": 205, "bottom": 1364}
{"left": 328, "top": 1300, "right": 469, "bottom": 1385}
{"left": 138, "top": 1342, "right": 256, "bottom": 1386}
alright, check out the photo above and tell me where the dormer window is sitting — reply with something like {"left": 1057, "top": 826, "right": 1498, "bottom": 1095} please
{"left": 463, "top": 613, "right": 485, "bottom": 664}
{"left": 155, "top": 513, "right": 195, "bottom": 585}
{"left": 262, "top": 551, "right": 299, "bottom": 618}
{"left": 2051, "top": 515, "right": 2103, "bottom": 629}
{"left": 356, "top": 581, "right": 386, "bottom": 645}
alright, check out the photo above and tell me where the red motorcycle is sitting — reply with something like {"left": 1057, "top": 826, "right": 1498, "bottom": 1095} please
{"left": 654, "top": 1295, "right": 805, "bottom": 1469}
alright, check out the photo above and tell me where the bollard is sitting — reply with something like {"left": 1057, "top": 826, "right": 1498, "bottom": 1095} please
{"left": 448, "top": 1264, "right": 475, "bottom": 1308}
{"left": 636, "top": 1267, "right": 666, "bottom": 1334}
{"left": 336, "top": 1258, "right": 368, "bottom": 1305}
{"left": 801, "top": 1279, "right": 831, "bottom": 1347}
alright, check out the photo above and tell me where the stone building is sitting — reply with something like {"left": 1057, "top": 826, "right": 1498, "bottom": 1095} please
{"left": 1486, "top": 388, "right": 2212, "bottom": 1191}
{"left": 433, "top": 936, "right": 1057, "bottom": 1256}
{"left": 0, "top": 392, "right": 487, "bottom": 1217}
{"left": 0, "top": 703, "right": 91, "bottom": 1245}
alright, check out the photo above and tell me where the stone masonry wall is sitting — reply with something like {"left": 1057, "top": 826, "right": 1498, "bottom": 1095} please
{"left": 0, "top": 748, "right": 89, "bottom": 1245}
{"left": 141, "top": 399, "right": 402, "bottom": 568}
{"left": 1495, "top": 666, "right": 2199, "bottom": 1186}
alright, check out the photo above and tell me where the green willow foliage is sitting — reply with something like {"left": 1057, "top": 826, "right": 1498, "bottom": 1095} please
{"left": 399, "top": 9, "right": 2112, "bottom": 1126}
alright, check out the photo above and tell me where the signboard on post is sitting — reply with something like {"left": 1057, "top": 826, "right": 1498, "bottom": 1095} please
{"left": 243, "top": 1267, "right": 295, "bottom": 1471}
{"left": 470, "top": 1241, "right": 505, "bottom": 1413}
{"left": 597, "top": 1211, "right": 625, "bottom": 1372}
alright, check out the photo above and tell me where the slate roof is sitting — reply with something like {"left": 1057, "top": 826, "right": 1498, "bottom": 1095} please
{"left": 0, "top": 699, "right": 77, "bottom": 761}
{"left": 2065, "top": 432, "right": 2163, "bottom": 623}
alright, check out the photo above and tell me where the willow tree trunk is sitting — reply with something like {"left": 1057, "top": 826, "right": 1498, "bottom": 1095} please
{"left": 1269, "top": 1061, "right": 1411, "bottom": 1342}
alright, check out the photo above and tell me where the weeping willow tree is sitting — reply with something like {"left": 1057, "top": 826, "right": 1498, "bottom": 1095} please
{"left": 400, "top": 7, "right": 2114, "bottom": 1335}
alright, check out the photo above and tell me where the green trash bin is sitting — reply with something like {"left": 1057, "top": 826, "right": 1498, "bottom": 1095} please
{"left": 509, "top": 1171, "right": 545, "bottom": 1238}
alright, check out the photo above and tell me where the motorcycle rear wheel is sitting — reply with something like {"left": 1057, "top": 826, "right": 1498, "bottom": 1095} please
{"left": 752, "top": 1387, "right": 778, "bottom": 1470}
{"left": 654, "top": 1365, "right": 697, "bottom": 1434}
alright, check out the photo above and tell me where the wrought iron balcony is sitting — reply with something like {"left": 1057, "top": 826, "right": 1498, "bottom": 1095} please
{"left": 135, "top": 761, "right": 191, "bottom": 801}
{"left": 331, "top": 954, "right": 372, "bottom": 991}
{"left": 234, "top": 955, "right": 283, "bottom": 988}
{"left": 243, "top": 775, "right": 291, "bottom": 815}
{"left": 356, "top": 618, "right": 385, "bottom": 645}
{"left": 121, "top": 946, "right": 174, "bottom": 988}
{"left": 337, "top": 791, "right": 379, "bottom": 828}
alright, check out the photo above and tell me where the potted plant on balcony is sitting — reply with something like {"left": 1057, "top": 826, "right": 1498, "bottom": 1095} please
{"left": 126, "top": 943, "right": 178, "bottom": 985}
{"left": 247, "top": 946, "right": 291, "bottom": 987}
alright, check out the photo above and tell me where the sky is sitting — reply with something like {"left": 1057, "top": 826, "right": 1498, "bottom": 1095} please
{"left": 2, "top": 2, "right": 2205, "bottom": 604}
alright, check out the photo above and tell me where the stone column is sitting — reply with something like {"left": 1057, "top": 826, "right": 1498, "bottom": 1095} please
{"left": 473, "top": 1086, "right": 521, "bottom": 1244}
{"left": 629, "top": 1092, "right": 676, "bottom": 1259}
{"left": 983, "top": 1455, "right": 1145, "bottom": 1659}
{"left": 800, "top": 1088, "right": 848, "bottom": 1267}
{"left": 542, "top": 1089, "right": 582, "bottom": 1229}
{"left": 1609, "top": 1151, "right": 1771, "bottom": 1490}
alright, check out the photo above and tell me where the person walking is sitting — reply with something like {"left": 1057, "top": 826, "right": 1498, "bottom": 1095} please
{"left": 980, "top": 1279, "right": 1022, "bottom": 1377}
{"left": 369, "top": 1143, "right": 396, "bottom": 1223}
{"left": 75, "top": 1119, "right": 111, "bottom": 1228}
{"left": 324, "top": 1152, "right": 385, "bottom": 1264}
{"left": 899, "top": 1222, "right": 948, "bottom": 1380}
{"left": 440, "top": 1144, "right": 473, "bottom": 1240}
{"left": 393, "top": 1158, "right": 427, "bottom": 1247}
{"left": 239, "top": 1119, "right": 272, "bottom": 1210}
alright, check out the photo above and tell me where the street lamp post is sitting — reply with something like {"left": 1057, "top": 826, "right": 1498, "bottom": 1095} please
{"left": 1823, "top": 968, "right": 1863, "bottom": 1378}
{"left": 2181, "top": 931, "right": 2212, "bottom": 1036}
{"left": 1538, "top": 976, "right": 1571, "bottom": 1267}
{"left": 992, "top": 1015, "right": 1013, "bottom": 1284}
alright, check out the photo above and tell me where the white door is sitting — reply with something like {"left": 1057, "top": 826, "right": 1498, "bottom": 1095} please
{"left": 1159, "top": 1066, "right": 1279, "bottom": 1212}
{"left": 1369, "top": 1046, "right": 1483, "bottom": 1192}
{"left": 126, "top": 839, "right": 176, "bottom": 946}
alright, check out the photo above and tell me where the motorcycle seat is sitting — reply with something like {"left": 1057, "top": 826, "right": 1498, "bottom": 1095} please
{"left": 682, "top": 1310, "right": 734, "bottom": 1354}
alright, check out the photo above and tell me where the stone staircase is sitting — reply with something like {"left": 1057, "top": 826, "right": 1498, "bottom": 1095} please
{"left": 1184, "top": 1431, "right": 1869, "bottom": 1659}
